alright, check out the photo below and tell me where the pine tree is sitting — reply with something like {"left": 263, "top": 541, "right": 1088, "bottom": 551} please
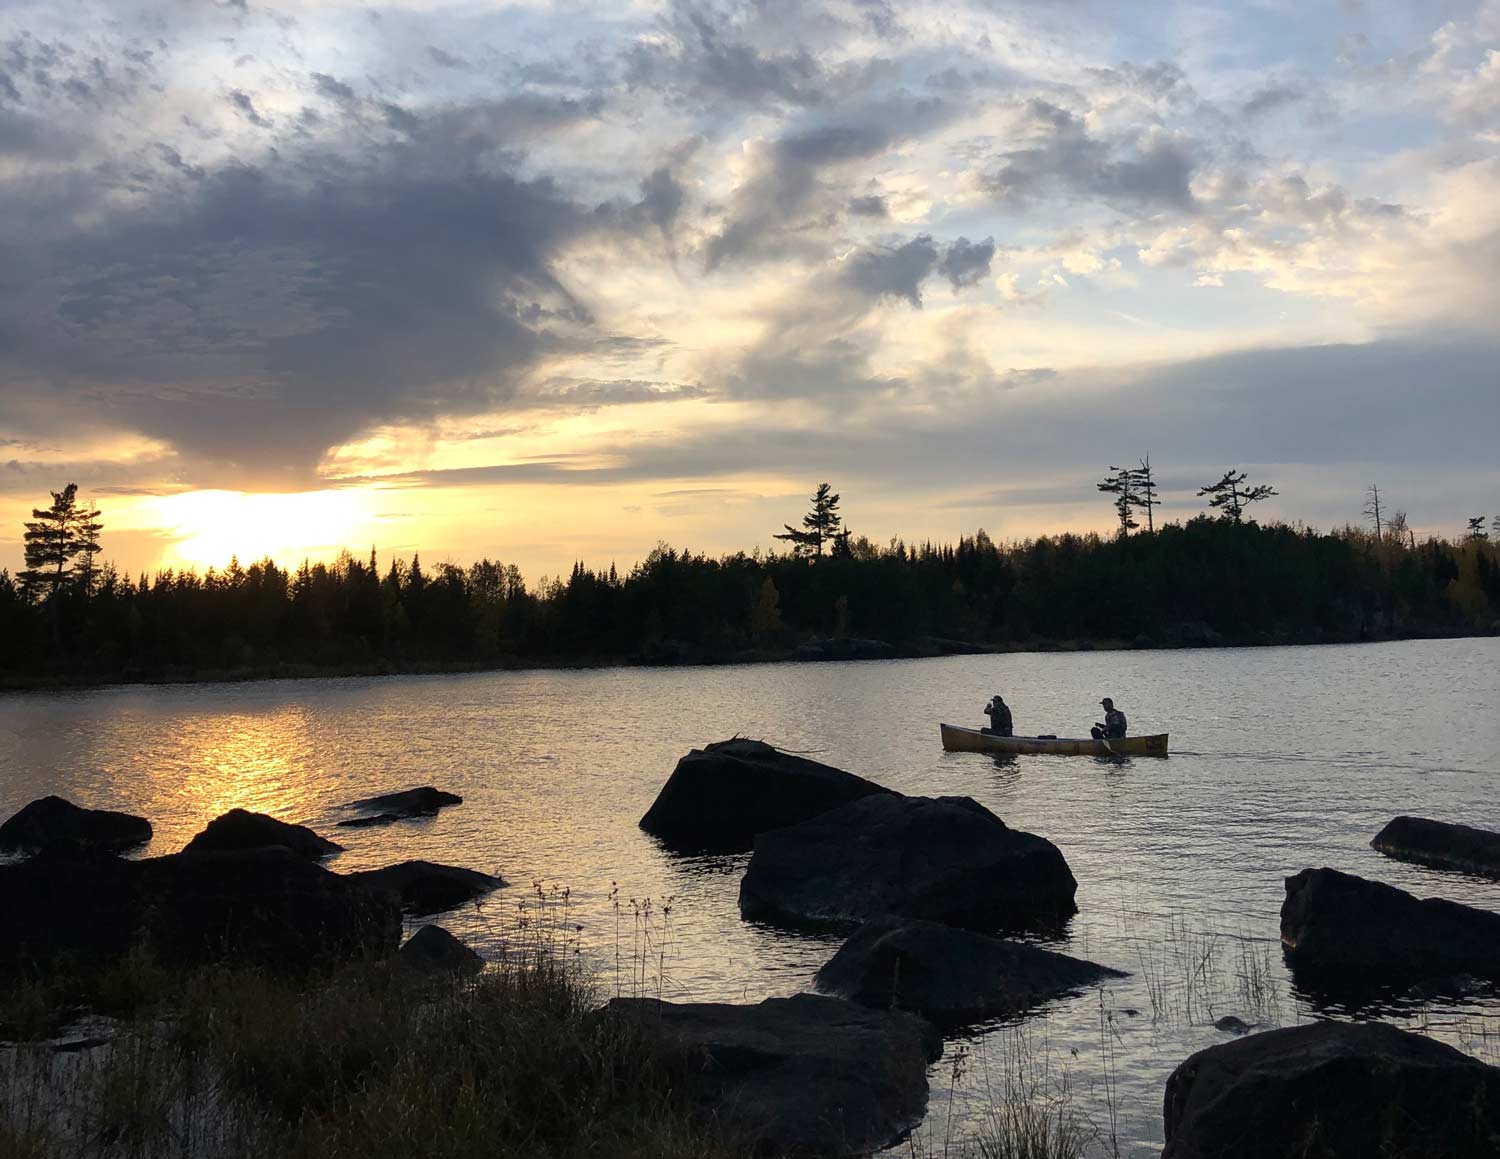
{"left": 775, "top": 483, "right": 843, "bottom": 558}
{"left": 1096, "top": 466, "right": 1139, "bottom": 536}
{"left": 20, "top": 484, "right": 81, "bottom": 599}
{"left": 1130, "top": 456, "right": 1159, "bottom": 532}
{"left": 1198, "top": 470, "right": 1276, "bottom": 523}
{"left": 1466, "top": 516, "right": 1489, "bottom": 542}
{"left": 74, "top": 499, "right": 104, "bottom": 592}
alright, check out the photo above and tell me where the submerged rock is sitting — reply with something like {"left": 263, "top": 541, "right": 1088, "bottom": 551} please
{"left": 344, "top": 860, "right": 503, "bottom": 916}
{"left": 1280, "top": 867, "right": 1500, "bottom": 988}
{"left": 0, "top": 843, "right": 399, "bottom": 971}
{"left": 739, "top": 793, "right": 1077, "bottom": 932}
{"left": 1372, "top": 816, "right": 1500, "bottom": 878}
{"left": 814, "top": 917, "right": 1125, "bottom": 1027}
{"left": 0, "top": 795, "right": 152, "bottom": 854}
{"left": 183, "top": 808, "right": 342, "bottom": 860}
{"left": 396, "top": 924, "right": 484, "bottom": 975}
{"left": 344, "top": 786, "right": 462, "bottom": 821}
{"left": 336, "top": 812, "right": 420, "bottom": 829}
{"left": 639, "top": 738, "right": 893, "bottom": 854}
{"left": 609, "top": 992, "right": 940, "bottom": 1157}
{"left": 1163, "top": 1021, "right": 1500, "bottom": 1159}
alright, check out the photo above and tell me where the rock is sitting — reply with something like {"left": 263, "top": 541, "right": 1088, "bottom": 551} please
{"left": 1213, "top": 1015, "right": 1251, "bottom": 1035}
{"left": 739, "top": 794, "right": 1077, "bottom": 933}
{"left": 0, "top": 795, "right": 152, "bottom": 854}
{"left": 793, "top": 636, "right": 895, "bottom": 662}
{"left": 344, "top": 786, "right": 462, "bottom": 820}
{"left": 609, "top": 992, "right": 940, "bottom": 1157}
{"left": 344, "top": 860, "right": 503, "bottom": 916}
{"left": 0, "top": 843, "right": 399, "bottom": 972}
{"left": 0, "top": 842, "right": 138, "bottom": 968}
{"left": 134, "top": 848, "right": 401, "bottom": 969}
{"left": 336, "top": 812, "right": 422, "bottom": 829}
{"left": 1280, "top": 867, "right": 1500, "bottom": 988}
{"left": 396, "top": 924, "right": 484, "bottom": 975}
{"left": 1162, "top": 1021, "right": 1500, "bottom": 1159}
{"left": 814, "top": 917, "right": 1125, "bottom": 1027}
{"left": 1372, "top": 816, "right": 1500, "bottom": 879}
{"left": 639, "top": 738, "right": 894, "bottom": 854}
{"left": 182, "top": 808, "right": 342, "bottom": 860}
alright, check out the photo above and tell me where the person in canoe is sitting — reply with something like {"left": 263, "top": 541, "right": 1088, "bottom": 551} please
{"left": 982, "top": 694, "right": 1013, "bottom": 737}
{"left": 1091, "top": 697, "right": 1127, "bottom": 740}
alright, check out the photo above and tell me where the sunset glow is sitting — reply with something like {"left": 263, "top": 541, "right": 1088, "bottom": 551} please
{"left": 150, "top": 490, "right": 377, "bottom": 572}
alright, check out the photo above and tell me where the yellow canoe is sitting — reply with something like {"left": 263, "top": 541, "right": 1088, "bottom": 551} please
{"left": 940, "top": 723, "right": 1169, "bottom": 757}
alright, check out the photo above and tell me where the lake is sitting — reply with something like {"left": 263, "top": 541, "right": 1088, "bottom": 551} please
{"left": 3, "top": 637, "right": 1499, "bottom": 1154}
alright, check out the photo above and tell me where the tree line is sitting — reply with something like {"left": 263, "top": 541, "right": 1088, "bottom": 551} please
{"left": 2, "top": 481, "right": 1497, "bottom": 685}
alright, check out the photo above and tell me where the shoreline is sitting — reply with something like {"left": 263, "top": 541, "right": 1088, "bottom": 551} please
{"left": 2, "top": 626, "right": 1491, "bottom": 694}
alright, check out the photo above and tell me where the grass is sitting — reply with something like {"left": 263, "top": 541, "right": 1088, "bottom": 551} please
{"left": 0, "top": 936, "right": 738, "bottom": 1159}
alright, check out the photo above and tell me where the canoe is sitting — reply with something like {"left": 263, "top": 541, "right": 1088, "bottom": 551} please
{"left": 940, "top": 723, "right": 1169, "bottom": 757}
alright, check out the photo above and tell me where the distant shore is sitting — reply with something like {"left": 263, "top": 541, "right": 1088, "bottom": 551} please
{"left": 3, "top": 626, "right": 1491, "bottom": 693}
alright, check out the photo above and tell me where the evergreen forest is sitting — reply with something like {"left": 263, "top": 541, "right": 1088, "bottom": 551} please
{"left": 3, "top": 481, "right": 1497, "bottom": 686}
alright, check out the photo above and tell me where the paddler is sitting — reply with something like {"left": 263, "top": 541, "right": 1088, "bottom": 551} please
{"left": 1091, "top": 697, "right": 1127, "bottom": 740}
{"left": 982, "top": 694, "right": 1013, "bottom": 737}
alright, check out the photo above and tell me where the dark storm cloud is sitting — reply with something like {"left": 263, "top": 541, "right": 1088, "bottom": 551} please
{"left": 938, "top": 236, "right": 995, "bottom": 289}
{"left": 848, "top": 193, "right": 888, "bottom": 217}
{"left": 0, "top": 91, "right": 653, "bottom": 485}
{"left": 984, "top": 98, "right": 1199, "bottom": 214}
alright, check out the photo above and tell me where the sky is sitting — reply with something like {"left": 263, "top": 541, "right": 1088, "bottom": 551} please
{"left": 0, "top": 0, "right": 1497, "bottom": 581}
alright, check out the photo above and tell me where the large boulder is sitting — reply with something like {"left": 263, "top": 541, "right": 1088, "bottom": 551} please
{"left": 1372, "top": 816, "right": 1500, "bottom": 878}
{"left": 0, "top": 843, "right": 138, "bottom": 967}
{"left": 739, "top": 794, "right": 1077, "bottom": 932}
{"left": 339, "top": 786, "right": 462, "bottom": 827}
{"left": 0, "top": 796, "right": 152, "bottom": 854}
{"left": 396, "top": 924, "right": 484, "bottom": 976}
{"left": 815, "top": 917, "right": 1125, "bottom": 1027}
{"left": 182, "top": 808, "right": 342, "bottom": 860}
{"left": 609, "top": 993, "right": 940, "bottom": 1157}
{"left": 639, "top": 738, "right": 893, "bottom": 854}
{"left": 0, "top": 844, "right": 400, "bottom": 971}
{"left": 343, "top": 860, "right": 503, "bottom": 916}
{"left": 134, "top": 848, "right": 401, "bottom": 969}
{"left": 1162, "top": 1021, "right": 1500, "bottom": 1159}
{"left": 1280, "top": 867, "right": 1500, "bottom": 988}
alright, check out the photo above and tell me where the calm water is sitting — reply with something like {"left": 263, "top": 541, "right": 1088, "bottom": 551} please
{"left": 3, "top": 638, "right": 1499, "bottom": 1154}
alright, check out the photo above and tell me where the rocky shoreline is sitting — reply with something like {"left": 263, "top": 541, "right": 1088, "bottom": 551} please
{"left": 6, "top": 744, "right": 1500, "bottom": 1156}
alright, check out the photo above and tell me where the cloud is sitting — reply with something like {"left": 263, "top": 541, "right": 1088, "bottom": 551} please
{"left": 704, "top": 93, "right": 951, "bottom": 268}
{"left": 228, "top": 88, "right": 271, "bottom": 128}
{"left": 983, "top": 98, "right": 1200, "bottom": 214}
{"left": 843, "top": 234, "right": 939, "bottom": 304}
{"left": 938, "top": 236, "right": 995, "bottom": 289}
{"left": 0, "top": 92, "right": 649, "bottom": 485}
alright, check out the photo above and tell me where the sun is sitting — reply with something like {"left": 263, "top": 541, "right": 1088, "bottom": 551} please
{"left": 150, "top": 489, "right": 375, "bottom": 571}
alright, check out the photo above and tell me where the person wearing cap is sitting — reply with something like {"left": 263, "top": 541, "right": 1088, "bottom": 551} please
{"left": 982, "top": 694, "right": 1013, "bottom": 737}
{"left": 1091, "top": 698, "right": 1127, "bottom": 740}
